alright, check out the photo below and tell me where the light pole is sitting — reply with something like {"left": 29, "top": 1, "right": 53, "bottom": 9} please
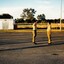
{"left": 60, "top": 0, "right": 62, "bottom": 31}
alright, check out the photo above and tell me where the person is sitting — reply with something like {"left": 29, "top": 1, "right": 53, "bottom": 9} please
{"left": 47, "top": 21, "right": 51, "bottom": 45}
{"left": 32, "top": 21, "right": 37, "bottom": 44}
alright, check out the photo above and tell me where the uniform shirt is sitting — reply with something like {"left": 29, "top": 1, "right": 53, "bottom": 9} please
{"left": 47, "top": 23, "right": 51, "bottom": 31}
{"left": 33, "top": 22, "right": 37, "bottom": 30}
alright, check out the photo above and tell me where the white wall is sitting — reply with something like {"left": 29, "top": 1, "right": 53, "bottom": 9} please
{"left": 0, "top": 19, "right": 14, "bottom": 29}
{"left": 0, "top": 21, "right": 2, "bottom": 29}
{"left": 7, "top": 19, "right": 14, "bottom": 29}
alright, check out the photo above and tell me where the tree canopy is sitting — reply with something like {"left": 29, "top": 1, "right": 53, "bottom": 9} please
{"left": 37, "top": 14, "right": 45, "bottom": 21}
{"left": 21, "top": 8, "right": 36, "bottom": 21}
{"left": 15, "top": 8, "right": 63, "bottom": 23}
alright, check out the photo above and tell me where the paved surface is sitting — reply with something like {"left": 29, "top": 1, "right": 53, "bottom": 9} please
{"left": 0, "top": 31, "right": 64, "bottom": 64}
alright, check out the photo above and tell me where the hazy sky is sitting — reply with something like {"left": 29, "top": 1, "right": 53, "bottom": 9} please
{"left": 0, "top": 0, "right": 64, "bottom": 19}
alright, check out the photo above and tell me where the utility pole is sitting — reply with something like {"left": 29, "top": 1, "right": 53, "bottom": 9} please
{"left": 60, "top": 0, "right": 62, "bottom": 31}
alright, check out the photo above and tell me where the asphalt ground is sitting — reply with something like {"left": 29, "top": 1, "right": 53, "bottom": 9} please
{"left": 0, "top": 30, "right": 64, "bottom": 64}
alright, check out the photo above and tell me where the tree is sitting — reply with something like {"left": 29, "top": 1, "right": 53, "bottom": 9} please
{"left": 15, "top": 18, "right": 24, "bottom": 23}
{"left": 21, "top": 8, "right": 36, "bottom": 21}
{"left": 37, "top": 14, "right": 46, "bottom": 21}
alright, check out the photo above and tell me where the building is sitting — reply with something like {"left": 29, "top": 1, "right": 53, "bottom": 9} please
{"left": 0, "top": 14, "right": 14, "bottom": 29}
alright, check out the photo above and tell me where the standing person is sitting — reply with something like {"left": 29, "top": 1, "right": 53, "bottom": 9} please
{"left": 32, "top": 21, "right": 37, "bottom": 44}
{"left": 47, "top": 21, "right": 51, "bottom": 45}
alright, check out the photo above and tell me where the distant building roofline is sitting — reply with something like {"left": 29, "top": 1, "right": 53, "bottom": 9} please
{"left": 0, "top": 14, "right": 13, "bottom": 19}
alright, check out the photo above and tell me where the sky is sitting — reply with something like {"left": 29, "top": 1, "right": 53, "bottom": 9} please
{"left": 0, "top": 0, "right": 64, "bottom": 19}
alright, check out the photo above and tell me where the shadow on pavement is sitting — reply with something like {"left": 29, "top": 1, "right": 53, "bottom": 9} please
{"left": 0, "top": 41, "right": 31, "bottom": 45}
{"left": 0, "top": 42, "right": 64, "bottom": 52}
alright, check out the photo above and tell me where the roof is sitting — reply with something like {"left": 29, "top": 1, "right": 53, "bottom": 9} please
{"left": 0, "top": 14, "right": 13, "bottom": 19}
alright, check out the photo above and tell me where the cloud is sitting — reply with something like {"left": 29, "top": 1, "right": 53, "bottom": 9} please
{"left": 35, "top": 4, "right": 61, "bottom": 19}
{"left": 0, "top": 7, "right": 24, "bottom": 19}
{"left": 0, "top": 0, "right": 63, "bottom": 19}
{"left": 0, "top": 6, "right": 61, "bottom": 19}
{"left": 43, "top": 0, "right": 51, "bottom": 4}
{"left": 36, "top": 0, "right": 51, "bottom": 5}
